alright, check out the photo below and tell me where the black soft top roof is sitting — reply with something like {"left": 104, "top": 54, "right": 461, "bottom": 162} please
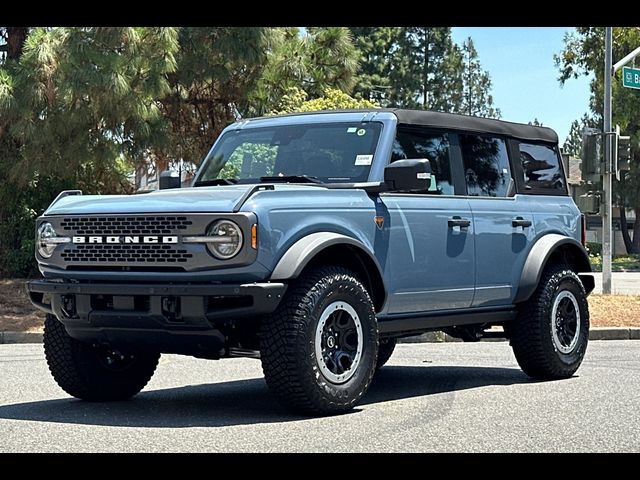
{"left": 389, "top": 109, "right": 558, "bottom": 143}
{"left": 255, "top": 108, "right": 558, "bottom": 144}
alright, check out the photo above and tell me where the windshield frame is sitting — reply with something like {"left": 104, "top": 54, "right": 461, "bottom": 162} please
{"left": 193, "top": 111, "right": 397, "bottom": 188}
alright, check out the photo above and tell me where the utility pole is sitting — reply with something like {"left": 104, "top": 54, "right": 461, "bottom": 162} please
{"left": 603, "top": 27, "right": 613, "bottom": 294}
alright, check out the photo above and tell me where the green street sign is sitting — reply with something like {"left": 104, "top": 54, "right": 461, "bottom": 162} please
{"left": 623, "top": 66, "right": 640, "bottom": 89}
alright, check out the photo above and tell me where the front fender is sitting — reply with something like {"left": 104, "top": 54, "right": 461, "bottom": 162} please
{"left": 271, "top": 232, "right": 377, "bottom": 280}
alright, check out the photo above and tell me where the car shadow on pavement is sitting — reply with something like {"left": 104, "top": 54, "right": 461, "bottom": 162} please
{"left": 0, "top": 366, "right": 535, "bottom": 428}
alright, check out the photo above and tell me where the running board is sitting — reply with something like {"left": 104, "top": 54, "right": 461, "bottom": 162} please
{"left": 378, "top": 309, "right": 517, "bottom": 336}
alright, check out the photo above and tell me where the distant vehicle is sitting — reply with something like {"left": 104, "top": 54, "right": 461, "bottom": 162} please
{"left": 29, "top": 109, "right": 593, "bottom": 415}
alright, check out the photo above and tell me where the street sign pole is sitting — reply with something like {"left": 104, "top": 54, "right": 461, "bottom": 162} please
{"left": 603, "top": 27, "right": 613, "bottom": 295}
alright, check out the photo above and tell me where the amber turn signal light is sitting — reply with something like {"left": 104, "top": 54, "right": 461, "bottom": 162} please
{"left": 251, "top": 224, "right": 258, "bottom": 249}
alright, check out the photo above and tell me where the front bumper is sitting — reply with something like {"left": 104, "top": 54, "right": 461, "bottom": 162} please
{"left": 27, "top": 280, "right": 286, "bottom": 356}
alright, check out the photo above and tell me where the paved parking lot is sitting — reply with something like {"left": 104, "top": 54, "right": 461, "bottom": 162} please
{"left": 0, "top": 341, "right": 638, "bottom": 452}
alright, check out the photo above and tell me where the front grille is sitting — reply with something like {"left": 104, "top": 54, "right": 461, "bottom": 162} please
{"left": 61, "top": 244, "right": 193, "bottom": 264}
{"left": 47, "top": 213, "right": 253, "bottom": 273}
{"left": 60, "top": 216, "right": 192, "bottom": 235}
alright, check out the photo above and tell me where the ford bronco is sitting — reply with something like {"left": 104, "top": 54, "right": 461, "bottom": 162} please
{"left": 28, "top": 109, "right": 593, "bottom": 415}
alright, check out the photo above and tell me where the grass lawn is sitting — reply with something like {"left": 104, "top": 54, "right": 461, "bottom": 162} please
{"left": 1, "top": 279, "right": 639, "bottom": 332}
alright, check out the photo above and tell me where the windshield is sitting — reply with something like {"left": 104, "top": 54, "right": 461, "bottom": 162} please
{"left": 196, "top": 122, "right": 383, "bottom": 185}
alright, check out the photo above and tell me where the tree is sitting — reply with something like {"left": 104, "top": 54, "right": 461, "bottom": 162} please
{"left": 460, "top": 37, "right": 500, "bottom": 118}
{"left": 0, "top": 27, "right": 180, "bottom": 275}
{"left": 556, "top": 27, "right": 640, "bottom": 253}
{"left": 153, "top": 27, "right": 267, "bottom": 175}
{"left": 349, "top": 27, "right": 399, "bottom": 104}
{"left": 0, "top": 27, "right": 363, "bottom": 275}
{"left": 562, "top": 114, "right": 596, "bottom": 156}
{"left": 270, "top": 87, "right": 378, "bottom": 115}
{"left": 350, "top": 28, "right": 498, "bottom": 116}
{"left": 250, "top": 27, "right": 359, "bottom": 116}
{"left": 350, "top": 27, "right": 461, "bottom": 109}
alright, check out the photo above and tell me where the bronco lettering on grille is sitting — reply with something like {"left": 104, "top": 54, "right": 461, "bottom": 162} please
{"left": 72, "top": 236, "right": 179, "bottom": 244}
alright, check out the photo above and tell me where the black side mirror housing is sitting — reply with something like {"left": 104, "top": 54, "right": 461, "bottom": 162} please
{"left": 159, "top": 170, "right": 181, "bottom": 190}
{"left": 384, "top": 159, "right": 432, "bottom": 193}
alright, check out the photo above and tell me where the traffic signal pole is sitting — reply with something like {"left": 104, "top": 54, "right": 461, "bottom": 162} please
{"left": 602, "top": 27, "right": 640, "bottom": 295}
{"left": 603, "top": 27, "right": 613, "bottom": 294}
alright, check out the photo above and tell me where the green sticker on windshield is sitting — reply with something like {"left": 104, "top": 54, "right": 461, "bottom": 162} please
{"left": 357, "top": 128, "right": 366, "bottom": 136}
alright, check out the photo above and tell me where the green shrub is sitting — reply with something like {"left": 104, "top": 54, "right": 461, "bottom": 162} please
{"left": 587, "top": 242, "right": 602, "bottom": 256}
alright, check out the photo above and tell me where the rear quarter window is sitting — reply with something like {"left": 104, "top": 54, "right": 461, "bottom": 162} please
{"left": 518, "top": 142, "right": 567, "bottom": 194}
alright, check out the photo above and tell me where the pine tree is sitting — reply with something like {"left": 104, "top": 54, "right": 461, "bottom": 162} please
{"left": 350, "top": 27, "right": 400, "bottom": 104}
{"left": 460, "top": 37, "right": 501, "bottom": 118}
{"left": 250, "top": 27, "right": 359, "bottom": 116}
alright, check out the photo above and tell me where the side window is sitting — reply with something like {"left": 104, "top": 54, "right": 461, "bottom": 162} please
{"left": 459, "top": 134, "right": 512, "bottom": 197}
{"left": 519, "top": 143, "right": 566, "bottom": 192}
{"left": 391, "top": 127, "right": 453, "bottom": 195}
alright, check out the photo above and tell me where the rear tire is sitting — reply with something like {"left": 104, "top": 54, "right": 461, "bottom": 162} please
{"left": 510, "top": 264, "right": 589, "bottom": 380}
{"left": 260, "top": 266, "right": 378, "bottom": 415}
{"left": 376, "top": 338, "right": 396, "bottom": 370}
{"left": 43, "top": 314, "right": 160, "bottom": 401}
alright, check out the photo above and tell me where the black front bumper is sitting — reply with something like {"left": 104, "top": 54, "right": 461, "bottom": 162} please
{"left": 27, "top": 280, "right": 287, "bottom": 356}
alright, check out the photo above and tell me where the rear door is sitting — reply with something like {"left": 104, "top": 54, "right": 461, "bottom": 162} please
{"left": 458, "top": 134, "right": 535, "bottom": 307}
{"left": 380, "top": 127, "right": 475, "bottom": 314}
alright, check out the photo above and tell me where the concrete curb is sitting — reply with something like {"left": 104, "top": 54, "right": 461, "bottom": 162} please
{"left": 0, "top": 327, "right": 639, "bottom": 345}
{"left": 0, "top": 331, "right": 44, "bottom": 344}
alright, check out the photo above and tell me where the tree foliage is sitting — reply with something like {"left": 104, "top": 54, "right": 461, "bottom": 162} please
{"left": 270, "top": 87, "right": 378, "bottom": 115}
{"left": 556, "top": 27, "right": 640, "bottom": 253}
{"left": 251, "top": 27, "right": 359, "bottom": 116}
{"left": 350, "top": 27, "right": 499, "bottom": 117}
{"left": 461, "top": 37, "right": 501, "bottom": 118}
{"left": 0, "top": 27, "right": 363, "bottom": 276}
{"left": 562, "top": 114, "right": 596, "bottom": 157}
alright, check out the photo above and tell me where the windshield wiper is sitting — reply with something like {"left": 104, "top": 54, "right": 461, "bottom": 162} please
{"left": 259, "top": 175, "right": 323, "bottom": 184}
{"left": 194, "top": 178, "right": 238, "bottom": 187}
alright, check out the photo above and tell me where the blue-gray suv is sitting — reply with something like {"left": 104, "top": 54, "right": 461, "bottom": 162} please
{"left": 28, "top": 109, "right": 594, "bottom": 415}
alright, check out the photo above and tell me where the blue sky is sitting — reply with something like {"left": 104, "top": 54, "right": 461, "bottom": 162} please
{"left": 451, "top": 27, "right": 592, "bottom": 143}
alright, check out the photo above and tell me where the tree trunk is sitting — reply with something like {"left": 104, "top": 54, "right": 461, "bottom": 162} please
{"left": 620, "top": 206, "right": 633, "bottom": 253}
{"left": 632, "top": 207, "right": 640, "bottom": 254}
{"left": 6, "top": 27, "right": 28, "bottom": 60}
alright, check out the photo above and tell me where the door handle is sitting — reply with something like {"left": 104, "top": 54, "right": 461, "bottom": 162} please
{"left": 512, "top": 217, "right": 532, "bottom": 228}
{"left": 448, "top": 216, "right": 471, "bottom": 228}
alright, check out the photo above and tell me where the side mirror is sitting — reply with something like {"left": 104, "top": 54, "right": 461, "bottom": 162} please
{"left": 159, "top": 170, "right": 180, "bottom": 190}
{"left": 384, "top": 159, "right": 432, "bottom": 192}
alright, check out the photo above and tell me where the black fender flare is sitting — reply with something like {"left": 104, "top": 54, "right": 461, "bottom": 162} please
{"left": 514, "top": 234, "right": 593, "bottom": 304}
{"left": 270, "top": 232, "right": 387, "bottom": 310}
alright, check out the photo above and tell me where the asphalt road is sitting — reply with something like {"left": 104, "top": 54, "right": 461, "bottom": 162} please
{"left": 591, "top": 272, "right": 640, "bottom": 295}
{"left": 0, "top": 341, "right": 638, "bottom": 452}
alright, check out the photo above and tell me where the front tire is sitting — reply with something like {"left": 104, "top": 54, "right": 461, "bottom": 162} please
{"left": 510, "top": 264, "right": 589, "bottom": 380}
{"left": 260, "top": 266, "right": 378, "bottom": 415}
{"left": 43, "top": 315, "right": 160, "bottom": 401}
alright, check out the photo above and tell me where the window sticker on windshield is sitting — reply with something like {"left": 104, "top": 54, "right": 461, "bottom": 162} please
{"left": 347, "top": 127, "right": 357, "bottom": 133}
{"left": 355, "top": 154, "right": 373, "bottom": 166}
{"left": 357, "top": 128, "right": 366, "bottom": 136}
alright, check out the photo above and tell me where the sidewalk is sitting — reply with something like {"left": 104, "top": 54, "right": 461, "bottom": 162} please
{"left": 591, "top": 272, "right": 640, "bottom": 295}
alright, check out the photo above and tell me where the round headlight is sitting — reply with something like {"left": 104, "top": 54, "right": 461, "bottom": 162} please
{"left": 37, "top": 222, "right": 57, "bottom": 258}
{"left": 206, "top": 220, "right": 243, "bottom": 259}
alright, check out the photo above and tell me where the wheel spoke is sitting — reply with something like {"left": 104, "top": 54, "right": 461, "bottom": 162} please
{"left": 551, "top": 291, "right": 581, "bottom": 354}
{"left": 314, "top": 301, "right": 363, "bottom": 384}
